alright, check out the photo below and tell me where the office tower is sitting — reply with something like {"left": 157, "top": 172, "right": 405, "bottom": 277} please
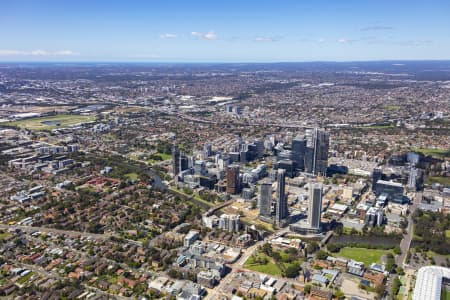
{"left": 259, "top": 182, "right": 272, "bottom": 218}
{"left": 292, "top": 136, "right": 307, "bottom": 171}
{"left": 226, "top": 164, "right": 240, "bottom": 194}
{"left": 254, "top": 139, "right": 265, "bottom": 158}
{"left": 173, "top": 144, "right": 180, "bottom": 177}
{"left": 304, "top": 147, "right": 314, "bottom": 173}
{"left": 180, "top": 154, "right": 189, "bottom": 171}
{"left": 275, "top": 169, "right": 288, "bottom": 225}
{"left": 308, "top": 183, "right": 322, "bottom": 229}
{"left": 312, "top": 129, "right": 329, "bottom": 175}
{"left": 203, "top": 143, "right": 212, "bottom": 158}
{"left": 372, "top": 167, "right": 383, "bottom": 191}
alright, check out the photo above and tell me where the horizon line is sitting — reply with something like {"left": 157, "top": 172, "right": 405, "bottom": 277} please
{"left": 1, "top": 59, "right": 450, "bottom": 64}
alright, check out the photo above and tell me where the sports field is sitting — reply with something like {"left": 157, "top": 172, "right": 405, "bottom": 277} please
{"left": 414, "top": 148, "right": 450, "bottom": 158}
{"left": 7, "top": 114, "right": 96, "bottom": 130}
{"left": 337, "top": 247, "right": 390, "bottom": 266}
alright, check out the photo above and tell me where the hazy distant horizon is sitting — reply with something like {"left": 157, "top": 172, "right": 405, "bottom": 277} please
{"left": 1, "top": 59, "right": 450, "bottom": 64}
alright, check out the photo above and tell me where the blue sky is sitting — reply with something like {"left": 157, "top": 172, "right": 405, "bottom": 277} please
{"left": 1, "top": 0, "right": 449, "bottom": 62}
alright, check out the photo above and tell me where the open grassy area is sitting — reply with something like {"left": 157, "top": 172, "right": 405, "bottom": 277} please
{"left": 427, "top": 176, "right": 450, "bottom": 186}
{"left": 169, "top": 187, "right": 214, "bottom": 208}
{"left": 446, "top": 230, "right": 450, "bottom": 239}
{"left": 0, "top": 232, "right": 11, "bottom": 241}
{"left": 360, "top": 124, "right": 395, "bottom": 130}
{"left": 6, "top": 114, "right": 96, "bottom": 131}
{"left": 157, "top": 153, "right": 172, "bottom": 160}
{"left": 337, "top": 247, "right": 390, "bottom": 266}
{"left": 0, "top": 278, "right": 8, "bottom": 286}
{"left": 17, "top": 272, "right": 34, "bottom": 285}
{"left": 384, "top": 105, "right": 401, "bottom": 111}
{"left": 244, "top": 253, "right": 282, "bottom": 276}
{"left": 442, "top": 288, "right": 450, "bottom": 300}
{"left": 414, "top": 148, "right": 450, "bottom": 158}
{"left": 125, "top": 173, "right": 139, "bottom": 181}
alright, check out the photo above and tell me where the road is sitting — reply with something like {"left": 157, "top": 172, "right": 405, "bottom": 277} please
{"left": 0, "top": 224, "right": 112, "bottom": 240}
{"left": 397, "top": 191, "right": 420, "bottom": 267}
{"left": 386, "top": 191, "right": 420, "bottom": 299}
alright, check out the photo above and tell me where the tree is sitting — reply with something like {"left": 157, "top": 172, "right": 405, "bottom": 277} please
{"left": 304, "top": 284, "right": 311, "bottom": 294}
{"left": 272, "top": 251, "right": 282, "bottom": 262}
{"left": 396, "top": 267, "right": 405, "bottom": 276}
{"left": 307, "top": 241, "right": 319, "bottom": 254}
{"left": 391, "top": 277, "right": 401, "bottom": 296}
{"left": 283, "top": 263, "right": 301, "bottom": 278}
{"left": 316, "top": 250, "right": 329, "bottom": 260}
{"left": 393, "top": 246, "right": 402, "bottom": 255}
{"left": 327, "top": 243, "right": 341, "bottom": 253}
{"left": 334, "top": 224, "right": 344, "bottom": 235}
{"left": 335, "top": 290, "right": 345, "bottom": 299}
{"left": 261, "top": 243, "right": 273, "bottom": 256}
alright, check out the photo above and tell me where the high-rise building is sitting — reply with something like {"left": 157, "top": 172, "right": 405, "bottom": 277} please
{"left": 173, "top": 144, "right": 180, "bottom": 177}
{"left": 304, "top": 147, "right": 314, "bottom": 173}
{"left": 312, "top": 129, "right": 329, "bottom": 175}
{"left": 254, "top": 139, "right": 265, "bottom": 158}
{"left": 180, "top": 153, "right": 189, "bottom": 171}
{"left": 259, "top": 182, "right": 272, "bottom": 218}
{"left": 203, "top": 143, "right": 212, "bottom": 158}
{"left": 219, "top": 214, "right": 240, "bottom": 232}
{"left": 308, "top": 183, "right": 322, "bottom": 229}
{"left": 292, "top": 136, "right": 307, "bottom": 171}
{"left": 372, "top": 167, "right": 383, "bottom": 191}
{"left": 226, "top": 164, "right": 240, "bottom": 194}
{"left": 275, "top": 169, "right": 288, "bottom": 225}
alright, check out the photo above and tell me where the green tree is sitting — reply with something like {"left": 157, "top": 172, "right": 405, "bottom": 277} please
{"left": 283, "top": 263, "right": 301, "bottom": 278}
{"left": 316, "top": 250, "right": 329, "bottom": 260}
{"left": 304, "top": 284, "right": 311, "bottom": 294}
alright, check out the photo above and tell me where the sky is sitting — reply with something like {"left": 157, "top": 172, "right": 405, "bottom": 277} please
{"left": 0, "top": 0, "right": 449, "bottom": 62}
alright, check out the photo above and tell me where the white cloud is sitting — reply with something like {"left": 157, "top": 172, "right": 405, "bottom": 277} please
{"left": 204, "top": 31, "right": 217, "bottom": 40}
{"left": 0, "top": 49, "right": 78, "bottom": 56}
{"left": 361, "top": 26, "right": 395, "bottom": 31}
{"left": 254, "top": 36, "right": 274, "bottom": 42}
{"left": 160, "top": 33, "right": 177, "bottom": 39}
{"left": 191, "top": 31, "right": 217, "bottom": 40}
{"left": 337, "top": 38, "right": 356, "bottom": 44}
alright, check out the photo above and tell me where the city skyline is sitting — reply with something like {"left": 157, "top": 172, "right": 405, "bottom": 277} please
{"left": 1, "top": 0, "right": 450, "bottom": 62}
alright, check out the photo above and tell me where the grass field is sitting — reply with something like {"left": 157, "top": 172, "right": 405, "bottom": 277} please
{"left": 442, "top": 288, "right": 450, "bottom": 300}
{"left": 358, "top": 124, "right": 395, "bottom": 130}
{"left": 0, "top": 232, "right": 11, "bottom": 241}
{"left": 7, "top": 114, "right": 96, "bottom": 131}
{"left": 414, "top": 148, "right": 450, "bottom": 158}
{"left": 17, "top": 272, "right": 34, "bottom": 285}
{"left": 337, "top": 247, "right": 390, "bottom": 266}
{"left": 125, "top": 173, "right": 139, "bottom": 181}
{"left": 244, "top": 253, "right": 282, "bottom": 276}
{"left": 445, "top": 230, "right": 450, "bottom": 239}
{"left": 157, "top": 153, "right": 172, "bottom": 160}
{"left": 426, "top": 176, "right": 450, "bottom": 186}
{"left": 384, "top": 105, "right": 401, "bottom": 111}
